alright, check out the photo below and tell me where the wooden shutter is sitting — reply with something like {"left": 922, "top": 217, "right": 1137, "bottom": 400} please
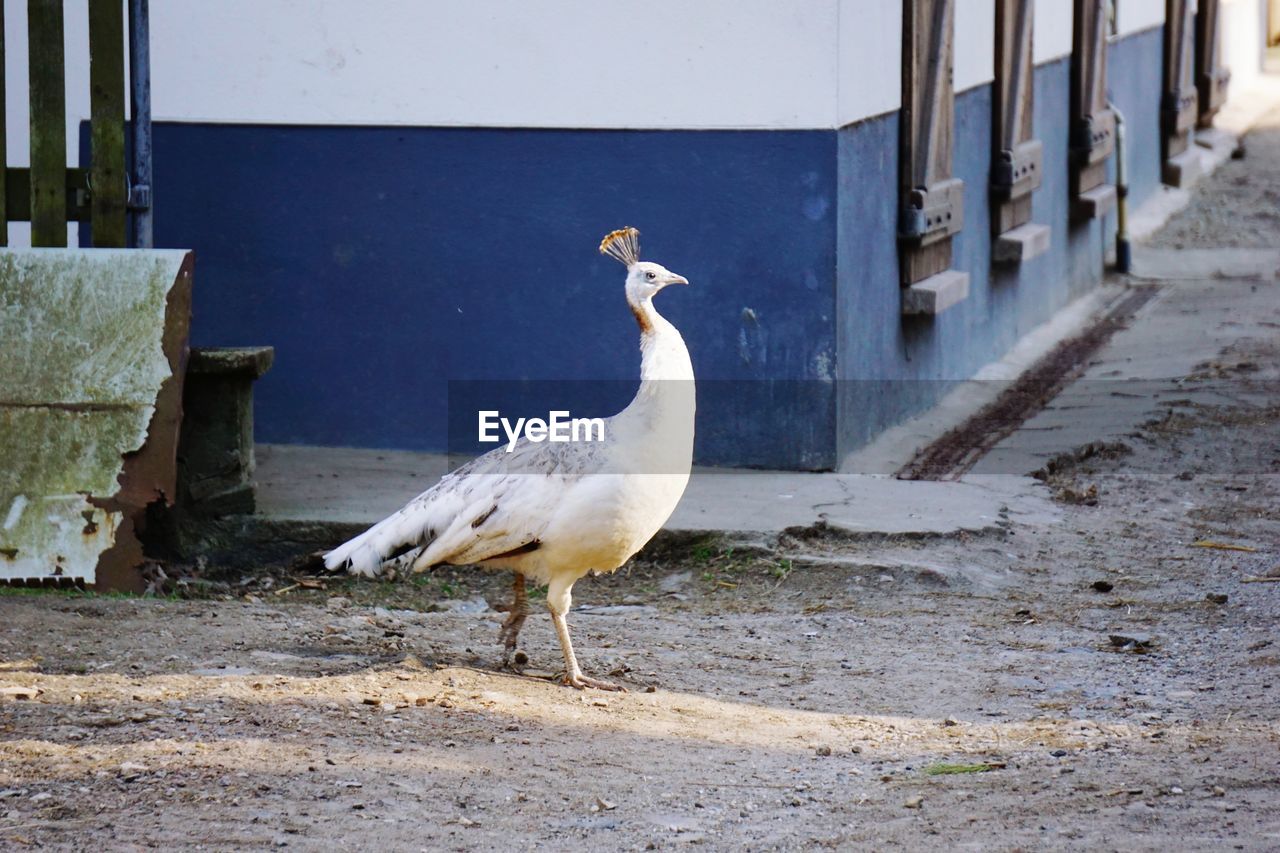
{"left": 1195, "top": 0, "right": 1230, "bottom": 127}
{"left": 899, "top": 0, "right": 969, "bottom": 315}
{"left": 1070, "top": 0, "right": 1116, "bottom": 219}
{"left": 991, "top": 0, "right": 1048, "bottom": 263}
{"left": 1162, "top": 0, "right": 1199, "bottom": 185}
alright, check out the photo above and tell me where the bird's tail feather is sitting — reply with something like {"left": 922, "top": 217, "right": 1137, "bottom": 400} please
{"left": 324, "top": 492, "right": 450, "bottom": 578}
{"left": 323, "top": 525, "right": 385, "bottom": 577}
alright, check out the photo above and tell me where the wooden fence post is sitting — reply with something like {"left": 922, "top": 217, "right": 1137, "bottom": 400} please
{"left": 28, "top": 0, "right": 67, "bottom": 247}
{"left": 0, "top": 3, "right": 7, "bottom": 247}
{"left": 90, "top": 0, "right": 127, "bottom": 247}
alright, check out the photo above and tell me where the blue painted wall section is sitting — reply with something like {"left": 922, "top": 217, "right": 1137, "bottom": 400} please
{"left": 134, "top": 28, "right": 1165, "bottom": 471}
{"left": 146, "top": 125, "right": 838, "bottom": 468}
{"left": 1107, "top": 26, "right": 1166, "bottom": 213}
{"left": 835, "top": 57, "right": 1105, "bottom": 460}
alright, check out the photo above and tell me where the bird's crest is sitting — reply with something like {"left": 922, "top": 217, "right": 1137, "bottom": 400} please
{"left": 599, "top": 227, "right": 641, "bottom": 267}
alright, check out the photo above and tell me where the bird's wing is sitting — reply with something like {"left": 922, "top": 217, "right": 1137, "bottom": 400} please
{"left": 323, "top": 433, "right": 610, "bottom": 576}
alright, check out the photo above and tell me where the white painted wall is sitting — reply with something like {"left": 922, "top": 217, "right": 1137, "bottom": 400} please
{"left": 151, "top": 0, "right": 846, "bottom": 130}
{"left": 837, "top": 1, "right": 902, "bottom": 126}
{"left": 2, "top": 0, "right": 1123, "bottom": 155}
{"left": 1222, "top": 0, "right": 1266, "bottom": 83}
{"left": 1118, "top": 0, "right": 1167, "bottom": 35}
{"left": 1034, "top": 0, "right": 1075, "bottom": 63}
{"left": 955, "top": 0, "right": 997, "bottom": 92}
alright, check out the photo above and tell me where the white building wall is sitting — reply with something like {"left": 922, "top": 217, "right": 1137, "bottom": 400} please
{"left": 2, "top": 0, "right": 1272, "bottom": 245}
{"left": 1034, "top": 0, "right": 1075, "bottom": 63}
{"left": 3, "top": 0, "right": 1148, "bottom": 152}
{"left": 837, "top": 2, "right": 903, "bottom": 126}
{"left": 151, "top": 0, "right": 842, "bottom": 130}
{"left": 1222, "top": 0, "right": 1267, "bottom": 84}
{"left": 1118, "top": 0, "right": 1167, "bottom": 35}
{"left": 955, "top": 0, "right": 997, "bottom": 92}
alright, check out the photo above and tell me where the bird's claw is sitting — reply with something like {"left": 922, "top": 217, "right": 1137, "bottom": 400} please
{"left": 498, "top": 610, "right": 527, "bottom": 668}
{"left": 564, "top": 673, "right": 627, "bottom": 692}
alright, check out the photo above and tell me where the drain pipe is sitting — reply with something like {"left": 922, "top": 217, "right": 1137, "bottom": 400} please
{"left": 1110, "top": 100, "right": 1131, "bottom": 274}
{"left": 128, "top": 0, "right": 153, "bottom": 248}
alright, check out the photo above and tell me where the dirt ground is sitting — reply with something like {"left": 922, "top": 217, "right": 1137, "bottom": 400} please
{"left": 4, "top": 131, "right": 1280, "bottom": 853}
{"left": 1152, "top": 105, "right": 1280, "bottom": 249}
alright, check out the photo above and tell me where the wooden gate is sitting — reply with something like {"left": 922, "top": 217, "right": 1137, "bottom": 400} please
{"left": 898, "top": 0, "right": 969, "bottom": 316}
{"left": 1070, "top": 0, "right": 1116, "bottom": 220}
{"left": 991, "top": 0, "right": 1049, "bottom": 264}
{"left": 4, "top": 0, "right": 152, "bottom": 248}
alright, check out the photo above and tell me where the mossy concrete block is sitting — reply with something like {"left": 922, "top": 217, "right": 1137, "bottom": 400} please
{"left": 178, "top": 346, "right": 274, "bottom": 516}
{"left": 0, "top": 248, "right": 192, "bottom": 587}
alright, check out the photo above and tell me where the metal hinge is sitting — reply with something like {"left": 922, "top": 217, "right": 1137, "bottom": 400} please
{"left": 1071, "top": 108, "right": 1116, "bottom": 167}
{"left": 899, "top": 177, "right": 964, "bottom": 247}
{"left": 1162, "top": 89, "right": 1198, "bottom": 135}
{"left": 127, "top": 181, "right": 151, "bottom": 211}
{"left": 1198, "top": 67, "right": 1231, "bottom": 112}
{"left": 992, "top": 139, "right": 1044, "bottom": 200}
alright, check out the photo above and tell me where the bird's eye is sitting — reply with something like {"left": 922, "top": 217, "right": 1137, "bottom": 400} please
{"left": 645, "top": 271, "right": 656, "bottom": 281}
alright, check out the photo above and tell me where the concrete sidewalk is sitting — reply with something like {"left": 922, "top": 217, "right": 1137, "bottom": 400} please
{"left": 255, "top": 444, "right": 1059, "bottom": 543}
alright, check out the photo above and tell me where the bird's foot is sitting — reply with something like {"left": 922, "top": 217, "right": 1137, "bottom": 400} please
{"left": 502, "top": 648, "right": 530, "bottom": 671}
{"left": 498, "top": 613, "right": 528, "bottom": 668}
{"left": 563, "top": 671, "right": 627, "bottom": 692}
{"left": 499, "top": 573, "right": 529, "bottom": 669}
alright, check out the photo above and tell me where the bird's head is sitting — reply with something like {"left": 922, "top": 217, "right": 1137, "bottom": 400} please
{"left": 626, "top": 261, "right": 689, "bottom": 301}
{"left": 599, "top": 227, "right": 689, "bottom": 303}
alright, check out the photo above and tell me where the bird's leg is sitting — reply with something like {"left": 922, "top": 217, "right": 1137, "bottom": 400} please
{"left": 547, "top": 580, "right": 624, "bottom": 692}
{"left": 499, "top": 572, "right": 528, "bottom": 668}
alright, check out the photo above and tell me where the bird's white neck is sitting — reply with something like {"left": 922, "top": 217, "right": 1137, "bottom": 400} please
{"left": 611, "top": 296, "right": 695, "bottom": 470}
{"left": 630, "top": 297, "right": 693, "bottom": 386}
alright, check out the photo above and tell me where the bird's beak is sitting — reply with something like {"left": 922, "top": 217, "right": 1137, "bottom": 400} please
{"left": 667, "top": 274, "right": 689, "bottom": 286}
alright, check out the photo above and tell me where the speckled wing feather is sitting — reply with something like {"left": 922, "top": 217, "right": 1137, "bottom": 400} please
{"left": 323, "top": 430, "right": 614, "bottom": 577}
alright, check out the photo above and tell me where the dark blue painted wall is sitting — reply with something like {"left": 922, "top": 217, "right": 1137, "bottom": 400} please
{"left": 145, "top": 125, "right": 838, "bottom": 468}
{"left": 132, "top": 28, "right": 1166, "bottom": 470}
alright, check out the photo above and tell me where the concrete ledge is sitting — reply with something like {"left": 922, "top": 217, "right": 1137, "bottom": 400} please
{"left": 901, "top": 270, "right": 969, "bottom": 316}
{"left": 1127, "top": 185, "right": 1192, "bottom": 243}
{"left": 1162, "top": 148, "right": 1202, "bottom": 188}
{"left": 1194, "top": 126, "right": 1236, "bottom": 156}
{"left": 1074, "top": 184, "right": 1117, "bottom": 220}
{"left": 993, "top": 222, "right": 1051, "bottom": 265}
{"left": 177, "top": 346, "right": 276, "bottom": 517}
{"left": 189, "top": 346, "right": 275, "bottom": 379}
